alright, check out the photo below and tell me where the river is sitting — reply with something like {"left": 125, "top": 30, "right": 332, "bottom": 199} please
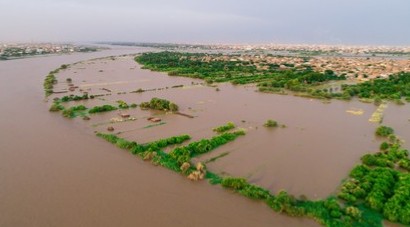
{"left": 0, "top": 46, "right": 318, "bottom": 226}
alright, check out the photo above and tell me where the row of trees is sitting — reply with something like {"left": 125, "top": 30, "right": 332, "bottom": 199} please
{"left": 43, "top": 73, "right": 57, "bottom": 96}
{"left": 88, "top": 105, "right": 118, "bottom": 114}
{"left": 340, "top": 72, "right": 410, "bottom": 101}
{"left": 60, "top": 94, "right": 89, "bottom": 102}
{"left": 51, "top": 100, "right": 138, "bottom": 118}
{"left": 96, "top": 127, "right": 245, "bottom": 175}
{"left": 169, "top": 130, "right": 246, "bottom": 164}
{"left": 43, "top": 64, "right": 70, "bottom": 97}
{"left": 220, "top": 176, "right": 381, "bottom": 226}
{"left": 213, "top": 122, "right": 235, "bottom": 133}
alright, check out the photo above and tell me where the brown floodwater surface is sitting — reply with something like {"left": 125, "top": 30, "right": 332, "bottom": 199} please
{"left": 53, "top": 56, "right": 396, "bottom": 200}
{"left": 0, "top": 46, "right": 319, "bottom": 227}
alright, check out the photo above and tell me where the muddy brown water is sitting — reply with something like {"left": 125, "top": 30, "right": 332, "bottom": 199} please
{"left": 32, "top": 52, "right": 410, "bottom": 227}
{"left": 53, "top": 55, "right": 401, "bottom": 199}
{"left": 0, "top": 46, "right": 322, "bottom": 227}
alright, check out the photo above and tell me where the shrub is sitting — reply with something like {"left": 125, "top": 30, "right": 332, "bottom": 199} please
{"left": 49, "top": 103, "right": 64, "bottom": 112}
{"left": 375, "top": 125, "right": 394, "bottom": 137}
{"left": 380, "top": 142, "right": 389, "bottom": 150}
{"left": 213, "top": 122, "right": 235, "bottom": 133}
{"left": 221, "top": 177, "right": 248, "bottom": 190}
{"left": 264, "top": 119, "right": 278, "bottom": 127}
{"left": 169, "top": 102, "right": 179, "bottom": 112}
{"left": 117, "top": 100, "right": 129, "bottom": 109}
{"left": 88, "top": 105, "right": 118, "bottom": 114}
{"left": 62, "top": 105, "right": 87, "bottom": 118}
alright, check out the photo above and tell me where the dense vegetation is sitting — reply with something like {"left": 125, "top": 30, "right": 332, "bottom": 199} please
{"left": 337, "top": 128, "right": 410, "bottom": 225}
{"left": 97, "top": 133, "right": 191, "bottom": 154}
{"left": 220, "top": 177, "right": 382, "bottom": 226}
{"left": 136, "top": 52, "right": 410, "bottom": 102}
{"left": 140, "top": 97, "right": 179, "bottom": 111}
{"left": 341, "top": 72, "right": 410, "bottom": 102}
{"left": 169, "top": 130, "right": 246, "bottom": 164}
{"left": 135, "top": 52, "right": 346, "bottom": 100}
{"left": 96, "top": 126, "right": 244, "bottom": 174}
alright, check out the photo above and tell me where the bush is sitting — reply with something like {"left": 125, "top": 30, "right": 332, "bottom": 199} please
{"left": 380, "top": 142, "right": 389, "bottom": 150}
{"left": 375, "top": 125, "right": 394, "bottom": 137}
{"left": 264, "top": 119, "right": 278, "bottom": 127}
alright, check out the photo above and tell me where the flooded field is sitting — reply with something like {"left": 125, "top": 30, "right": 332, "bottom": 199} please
{"left": 0, "top": 46, "right": 319, "bottom": 227}
{"left": 2, "top": 45, "right": 409, "bottom": 226}
{"left": 50, "top": 54, "right": 410, "bottom": 201}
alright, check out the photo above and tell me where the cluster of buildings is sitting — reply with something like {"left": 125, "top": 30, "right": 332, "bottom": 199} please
{"left": 150, "top": 43, "right": 410, "bottom": 79}
{"left": 199, "top": 53, "right": 410, "bottom": 80}
{"left": 0, "top": 43, "right": 97, "bottom": 60}
{"left": 205, "top": 44, "right": 410, "bottom": 57}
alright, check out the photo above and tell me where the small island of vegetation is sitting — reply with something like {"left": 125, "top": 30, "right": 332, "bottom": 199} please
{"left": 140, "top": 97, "right": 179, "bottom": 111}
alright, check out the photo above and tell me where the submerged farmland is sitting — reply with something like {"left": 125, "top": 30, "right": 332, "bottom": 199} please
{"left": 45, "top": 52, "right": 410, "bottom": 226}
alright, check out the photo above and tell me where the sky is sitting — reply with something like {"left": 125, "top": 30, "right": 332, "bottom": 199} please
{"left": 0, "top": 0, "right": 409, "bottom": 45}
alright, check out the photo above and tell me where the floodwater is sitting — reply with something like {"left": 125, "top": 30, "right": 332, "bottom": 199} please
{"left": 52, "top": 55, "right": 410, "bottom": 200}
{"left": 0, "top": 46, "right": 319, "bottom": 227}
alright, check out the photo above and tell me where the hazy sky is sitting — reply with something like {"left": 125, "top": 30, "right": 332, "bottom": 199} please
{"left": 0, "top": 0, "right": 409, "bottom": 45}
